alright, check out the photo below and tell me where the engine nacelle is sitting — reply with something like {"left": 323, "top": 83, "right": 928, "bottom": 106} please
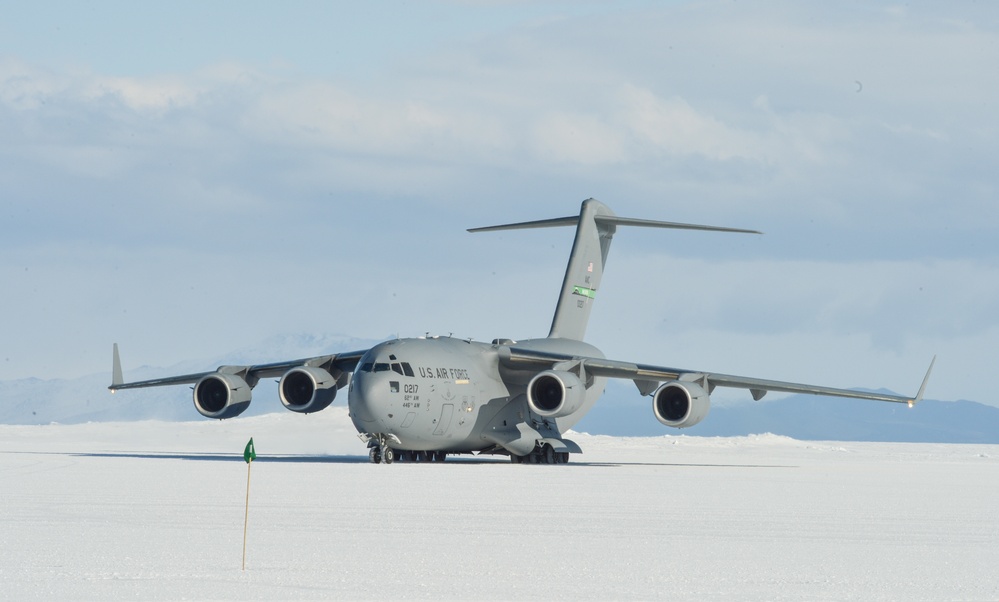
{"left": 279, "top": 366, "right": 338, "bottom": 413}
{"left": 653, "top": 380, "right": 711, "bottom": 428}
{"left": 194, "top": 373, "right": 252, "bottom": 419}
{"left": 527, "top": 370, "right": 587, "bottom": 418}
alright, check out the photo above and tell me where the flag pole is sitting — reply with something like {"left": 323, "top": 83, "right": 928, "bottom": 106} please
{"left": 242, "top": 437, "right": 256, "bottom": 571}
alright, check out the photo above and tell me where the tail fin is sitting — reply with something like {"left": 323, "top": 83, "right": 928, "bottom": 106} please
{"left": 469, "top": 198, "right": 760, "bottom": 341}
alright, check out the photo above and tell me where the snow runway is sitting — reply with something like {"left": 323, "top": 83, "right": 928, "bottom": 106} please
{"left": 2, "top": 412, "right": 997, "bottom": 600}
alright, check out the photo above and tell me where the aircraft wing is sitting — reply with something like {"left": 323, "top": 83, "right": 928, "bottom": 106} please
{"left": 108, "top": 345, "right": 369, "bottom": 391}
{"left": 499, "top": 346, "right": 935, "bottom": 406}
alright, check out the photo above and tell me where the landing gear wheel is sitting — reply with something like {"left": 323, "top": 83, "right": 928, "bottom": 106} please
{"left": 369, "top": 447, "right": 382, "bottom": 464}
{"left": 556, "top": 452, "right": 569, "bottom": 464}
{"left": 382, "top": 447, "right": 394, "bottom": 464}
{"left": 542, "top": 443, "right": 556, "bottom": 465}
{"left": 510, "top": 454, "right": 522, "bottom": 464}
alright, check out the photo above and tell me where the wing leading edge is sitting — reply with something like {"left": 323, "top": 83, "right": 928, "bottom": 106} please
{"left": 108, "top": 343, "right": 368, "bottom": 392}
{"left": 500, "top": 346, "right": 935, "bottom": 407}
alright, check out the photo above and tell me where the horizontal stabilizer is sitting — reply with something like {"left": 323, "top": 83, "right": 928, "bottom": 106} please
{"left": 469, "top": 213, "right": 760, "bottom": 235}
{"left": 467, "top": 216, "right": 578, "bottom": 232}
{"left": 594, "top": 215, "right": 761, "bottom": 235}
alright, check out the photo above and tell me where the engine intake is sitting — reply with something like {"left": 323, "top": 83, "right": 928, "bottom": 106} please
{"left": 653, "top": 380, "right": 710, "bottom": 428}
{"left": 527, "top": 370, "right": 586, "bottom": 418}
{"left": 279, "top": 366, "right": 338, "bottom": 413}
{"left": 194, "top": 373, "right": 252, "bottom": 419}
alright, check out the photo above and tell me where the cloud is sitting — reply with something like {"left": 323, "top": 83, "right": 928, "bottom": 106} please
{"left": 0, "top": 2, "right": 996, "bottom": 409}
{"left": 3, "top": 4, "right": 994, "bottom": 217}
{"left": 587, "top": 250, "right": 999, "bottom": 404}
{"left": 602, "top": 253, "right": 999, "bottom": 341}
{"left": 80, "top": 75, "right": 202, "bottom": 114}
{"left": 617, "top": 86, "right": 762, "bottom": 162}
{"left": 245, "top": 80, "right": 516, "bottom": 163}
{"left": 529, "top": 111, "right": 627, "bottom": 164}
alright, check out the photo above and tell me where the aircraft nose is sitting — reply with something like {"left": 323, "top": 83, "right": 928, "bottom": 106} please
{"left": 347, "top": 374, "right": 375, "bottom": 422}
{"left": 348, "top": 372, "right": 388, "bottom": 424}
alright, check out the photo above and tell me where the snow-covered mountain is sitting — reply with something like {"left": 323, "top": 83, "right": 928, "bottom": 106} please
{"left": 0, "top": 333, "right": 378, "bottom": 425}
{"left": 574, "top": 379, "right": 999, "bottom": 444}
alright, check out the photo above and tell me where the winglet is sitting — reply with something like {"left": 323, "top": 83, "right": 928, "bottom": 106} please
{"left": 909, "top": 355, "right": 936, "bottom": 407}
{"left": 111, "top": 343, "right": 124, "bottom": 390}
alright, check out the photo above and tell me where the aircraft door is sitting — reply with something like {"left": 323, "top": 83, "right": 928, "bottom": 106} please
{"left": 433, "top": 404, "right": 454, "bottom": 436}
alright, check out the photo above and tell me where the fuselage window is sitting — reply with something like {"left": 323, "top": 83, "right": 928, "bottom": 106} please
{"left": 391, "top": 363, "right": 404, "bottom": 375}
{"left": 401, "top": 362, "right": 415, "bottom": 377}
{"left": 374, "top": 363, "right": 390, "bottom": 372}
{"left": 360, "top": 362, "right": 374, "bottom": 373}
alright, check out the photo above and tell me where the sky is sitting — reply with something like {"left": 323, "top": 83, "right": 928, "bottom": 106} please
{"left": 1, "top": 1, "right": 997, "bottom": 406}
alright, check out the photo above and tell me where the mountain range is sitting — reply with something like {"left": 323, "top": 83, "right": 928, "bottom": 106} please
{"left": 573, "top": 380, "right": 999, "bottom": 444}
{"left": 2, "top": 333, "right": 995, "bottom": 444}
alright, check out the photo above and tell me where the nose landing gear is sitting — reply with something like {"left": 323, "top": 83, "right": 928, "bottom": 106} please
{"left": 361, "top": 433, "right": 401, "bottom": 464}
{"left": 368, "top": 444, "right": 395, "bottom": 464}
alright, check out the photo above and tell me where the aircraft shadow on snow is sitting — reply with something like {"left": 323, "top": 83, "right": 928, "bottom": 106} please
{"left": 71, "top": 451, "right": 371, "bottom": 463}
{"left": 67, "top": 451, "right": 795, "bottom": 469}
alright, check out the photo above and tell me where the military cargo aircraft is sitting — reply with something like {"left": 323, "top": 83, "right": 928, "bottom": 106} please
{"left": 110, "top": 199, "right": 934, "bottom": 464}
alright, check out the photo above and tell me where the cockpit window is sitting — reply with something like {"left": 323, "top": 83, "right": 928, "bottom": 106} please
{"left": 360, "top": 359, "right": 414, "bottom": 377}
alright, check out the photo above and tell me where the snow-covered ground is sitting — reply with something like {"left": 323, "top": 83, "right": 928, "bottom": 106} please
{"left": 2, "top": 411, "right": 998, "bottom": 601}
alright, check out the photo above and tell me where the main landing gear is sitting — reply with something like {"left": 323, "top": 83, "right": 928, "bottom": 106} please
{"left": 369, "top": 446, "right": 447, "bottom": 464}
{"left": 510, "top": 443, "right": 569, "bottom": 465}
{"left": 396, "top": 450, "right": 447, "bottom": 463}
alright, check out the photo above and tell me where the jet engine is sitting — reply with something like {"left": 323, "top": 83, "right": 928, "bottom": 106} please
{"left": 194, "top": 373, "right": 252, "bottom": 419}
{"left": 279, "top": 366, "right": 338, "bottom": 413}
{"left": 653, "top": 380, "right": 710, "bottom": 428}
{"left": 526, "top": 370, "right": 586, "bottom": 418}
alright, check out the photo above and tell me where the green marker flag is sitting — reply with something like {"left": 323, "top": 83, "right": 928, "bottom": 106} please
{"left": 243, "top": 437, "right": 256, "bottom": 463}
{"left": 242, "top": 437, "right": 255, "bottom": 571}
